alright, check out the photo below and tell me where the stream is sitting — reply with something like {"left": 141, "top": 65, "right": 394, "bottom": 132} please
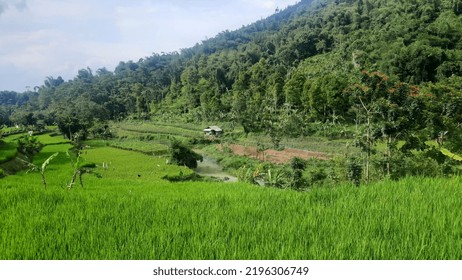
{"left": 194, "top": 156, "right": 238, "bottom": 182}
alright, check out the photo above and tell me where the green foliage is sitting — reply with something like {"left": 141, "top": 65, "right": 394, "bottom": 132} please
{"left": 265, "top": 168, "right": 289, "bottom": 189}
{"left": 2, "top": 0, "right": 462, "bottom": 188}
{"left": 2, "top": 132, "right": 462, "bottom": 259}
{"left": 17, "top": 135, "right": 42, "bottom": 158}
{"left": 0, "top": 139, "right": 18, "bottom": 164}
{"left": 41, "top": 152, "right": 59, "bottom": 173}
{"left": 66, "top": 149, "right": 101, "bottom": 189}
{"left": 89, "top": 122, "right": 114, "bottom": 140}
{"left": 2, "top": 173, "right": 462, "bottom": 259}
{"left": 347, "top": 157, "right": 362, "bottom": 186}
{"left": 168, "top": 139, "right": 203, "bottom": 169}
{"left": 441, "top": 148, "right": 462, "bottom": 162}
{"left": 347, "top": 158, "right": 363, "bottom": 186}
{"left": 288, "top": 157, "right": 307, "bottom": 190}
{"left": 4, "top": 0, "right": 462, "bottom": 253}
{"left": 26, "top": 152, "right": 59, "bottom": 189}
{"left": 1, "top": 0, "right": 462, "bottom": 153}
{"left": 162, "top": 172, "right": 201, "bottom": 182}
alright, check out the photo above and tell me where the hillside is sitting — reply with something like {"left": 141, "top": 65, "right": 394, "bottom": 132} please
{"left": 0, "top": 0, "right": 461, "bottom": 122}
{"left": 1, "top": 0, "right": 462, "bottom": 182}
{"left": 1, "top": 1, "right": 462, "bottom": 261}
{"left": 1, "top": 0, "right": 461, "bottom": 114}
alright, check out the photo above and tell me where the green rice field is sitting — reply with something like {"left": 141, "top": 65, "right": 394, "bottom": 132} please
{"left": 0, "top": 133, "right": 462, "bottom": 260}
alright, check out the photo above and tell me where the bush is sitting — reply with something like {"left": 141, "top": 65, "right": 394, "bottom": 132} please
{"left": 288, "top": 157, "right": 307, "bottom": 190}
{"left": 168, "top": 140, "right": 203, "bottom": 169}
{"left": 402, "top": 153, "right": 442, "bottom": 178}
{"left": 90, "top": 123, "right": 114, "bottom": 139}
{"left": 378, "top": 151, "right": 443, "bottom": 180}
{"left": 0, "top": 168, "right": 5, "bottom": 178}
{"left": 189, "top": 137, "right": 220, "bottom": 145}
{"left": 237, "top": 166, "right": 257, "bottom": 184}
{"left": 347, "top": 157, "right": 362, "bottom": 186}
{"left": 17, "top": 135, "right": 42, "bottom": 157}
{"left": 220, "top": 156, "right": 253, "bottom": 171}
{"left": 265, "top": 168, "right": 289, "bottom": 189}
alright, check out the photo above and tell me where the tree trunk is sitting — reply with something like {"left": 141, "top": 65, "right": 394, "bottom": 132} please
{"left": 68, "top": 169, "right": 78, "bottom": 189}
{"left": 386, "top": 136, "right": 391, "bottom": 178}
{"left": 40, "top": 173, "right": 47, "bottom": 189}
{"left": 365, "top": 114, "right": 371, "bottom": 184}
{"left": 79, "top": 171, "right": 84, "bottom": 188}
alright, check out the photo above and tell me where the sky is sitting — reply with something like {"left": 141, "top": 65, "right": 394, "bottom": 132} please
{"left": 0, "top": 0, "right": 300, "bottom": 92}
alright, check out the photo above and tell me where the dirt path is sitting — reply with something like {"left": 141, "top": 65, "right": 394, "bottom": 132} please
{"left": 218, "top": 144, "right": 329, "bottom": 164}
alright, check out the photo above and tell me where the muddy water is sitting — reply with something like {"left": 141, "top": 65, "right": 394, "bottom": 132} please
{"left": 194, "top": 156, "right": 238, "bottom": 182}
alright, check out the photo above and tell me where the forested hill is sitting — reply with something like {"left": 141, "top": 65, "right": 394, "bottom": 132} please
{"left": 1, "top": 0, "right": 462, "bottom": 144}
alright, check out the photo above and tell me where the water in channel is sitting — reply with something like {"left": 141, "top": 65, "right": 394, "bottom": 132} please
{"left": 194, "top": 156, "right": 238, "bottom": 182}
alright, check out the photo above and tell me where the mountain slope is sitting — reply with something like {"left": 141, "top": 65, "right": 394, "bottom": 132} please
{"left": 1, "top": 0, "right": 462, "bottom": 137}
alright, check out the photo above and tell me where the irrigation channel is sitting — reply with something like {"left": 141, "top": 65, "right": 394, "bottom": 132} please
{"left": 194, "top": 156, "right": 238, "bottom": 182}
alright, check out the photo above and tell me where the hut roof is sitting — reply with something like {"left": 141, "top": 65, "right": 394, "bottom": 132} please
{"left": 204, "top": 126, "right": 223, "bottom": 132}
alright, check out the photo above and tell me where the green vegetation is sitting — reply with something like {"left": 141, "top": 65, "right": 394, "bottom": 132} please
{"left": 1, "top": 133, "right": 461, "bottom": 259}
{"left": 1, "top": 0, "right": 462, "bottom": 260}
{"left": 0, "top": 139, "right": 18, "bottom": 163}
{"left": 25, "top": 152, "right": 59, "bottom": 189}
{"left": 2, "top": 0, "right": 462, "bottom": 185}
{"left": 168, "top": 139, "right": 203, "bottom": 169}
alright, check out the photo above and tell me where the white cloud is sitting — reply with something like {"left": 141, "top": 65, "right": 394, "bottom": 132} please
{"left": 0, "top": 0, "right": 300, "bottom": 91}
{"left": 0, "top": 0, "right": 28, "bottom": 16}
{"left": 239, "top": 0, "right": 298, "bottom": 10}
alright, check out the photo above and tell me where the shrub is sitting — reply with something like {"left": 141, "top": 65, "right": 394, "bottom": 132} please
{"left": 168, "top": 140, "right": 203, "bottom": 169}
{"left": 402, "top": 153, "right": 442, "bottom": 178}
{"left": 17, "top": 135, "right": 42, "bottom": 157}
{"left": 377, "top": 151, "right": 443, "bottom": 180}
{"left": 347, "top": 157, "right": 362, "bottom": 186}
{"left": 237, "top": 166, "right": 257, "bottom": 184}
{"left": 90, "top": 123, "right": 114, "bottom": 139}
{"left": 189, "top": 137, "right": 219, "bottom": 145}
{"left": 288, "top": 157, "right": 307, "bottom": 190}
{"left": 265, "top": 168, "right": 289, "bottom": 189}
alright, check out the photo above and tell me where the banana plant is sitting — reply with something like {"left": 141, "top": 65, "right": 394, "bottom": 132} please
{"left": 440, "top": 148, "right": 462, "bottom": 162}
{"left": 66, "top": 150, "right": 100, "bottom": 190}
{"left": 25, "top": 152, "right": 59, "bottom": 189}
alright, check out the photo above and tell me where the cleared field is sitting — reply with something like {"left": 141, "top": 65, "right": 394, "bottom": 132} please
{"left": 1, "top": 135, "right": 461, "bottom": 259}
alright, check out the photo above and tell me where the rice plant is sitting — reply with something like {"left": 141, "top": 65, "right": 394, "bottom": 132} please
{"left": 1, "top": 133, "right": 461, "bottom": 260}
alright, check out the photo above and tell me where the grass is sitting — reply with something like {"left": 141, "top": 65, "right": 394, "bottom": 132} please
{"left": 1, "top": 129, "right": 462, "bottom": 260}
{"left": 0, "top": 140, "right": 18, "bottom": 163}
{"left": 1, "top": 175, "right": 461, "bottom": 259}
{"left": 235, "top": 134, "right": 354, "bottom": 156}
{"left": 106, "top": 138, "right": 169, "bottom": 155}
{"left": 1, "top": 132, "right": 70, "bottom": 163}
{"left": 1, "top": 133, "right": 462, "bottom": 259}
{"left": 113, "top": 120, "right": 355, "bottom": 157}
{"left": 114, "top": 121, "right": 203, "bottom": 139}
{"left": 34, "top": 134, "right": 70, "bottom": 146}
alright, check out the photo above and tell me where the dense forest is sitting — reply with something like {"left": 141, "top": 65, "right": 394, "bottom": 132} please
{"left": 2, "top": 0, "right": 462, "bottom": 181}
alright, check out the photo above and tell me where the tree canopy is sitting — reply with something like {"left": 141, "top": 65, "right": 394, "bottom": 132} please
{"left": 0, "top": 0, "right": 461, "bottom": 161}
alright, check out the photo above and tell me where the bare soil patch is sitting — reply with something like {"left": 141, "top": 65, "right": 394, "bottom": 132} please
{"left": 218, "top": 144, "right": 329, "bottom": 164}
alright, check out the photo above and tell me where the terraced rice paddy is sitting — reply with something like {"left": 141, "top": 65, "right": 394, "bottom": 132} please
{"left": 0, "top": 132, "right": 462, "bottom": 259}
{"left": 1, "top": 132, "right": 461, "bottom": 259}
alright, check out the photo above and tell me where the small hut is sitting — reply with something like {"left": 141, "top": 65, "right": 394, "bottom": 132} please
{"left": 203, "top": 126, "right": 223, "bottom": 137}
